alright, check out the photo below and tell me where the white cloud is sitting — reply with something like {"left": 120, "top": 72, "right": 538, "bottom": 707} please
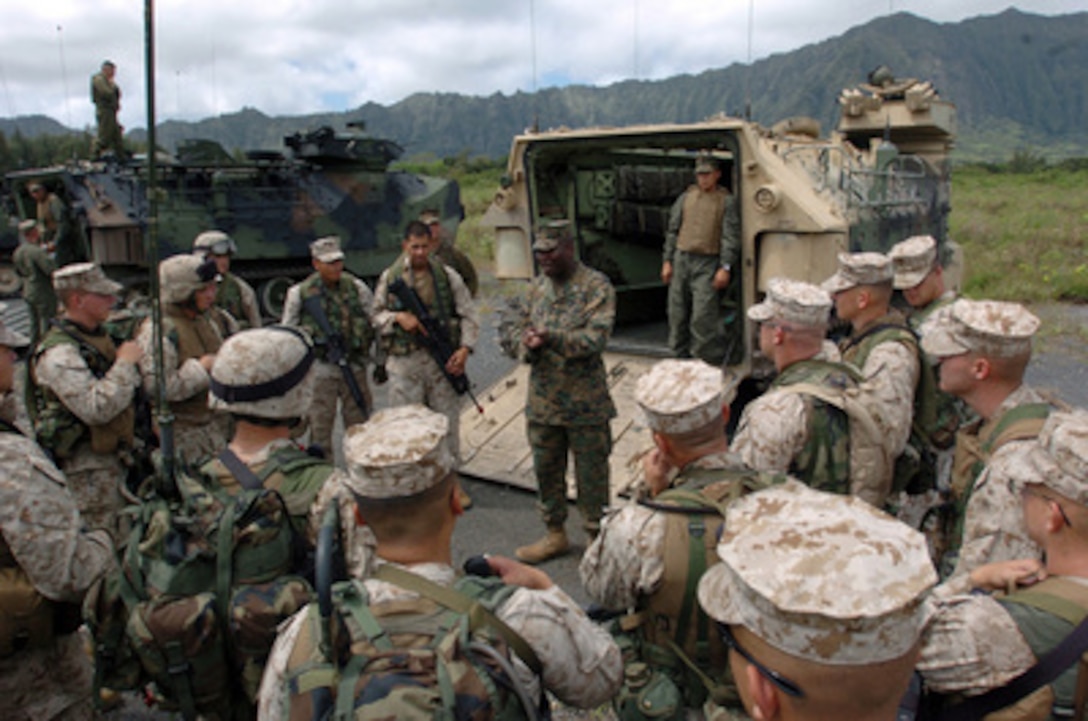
{"left": 0, "top": 0, "right": 1082, "bottom": 131}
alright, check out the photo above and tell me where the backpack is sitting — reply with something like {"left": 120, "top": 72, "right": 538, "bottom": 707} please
{"left": 285, "top": 561, "right": 548, "bottom": 721}
{"left": 611, "top": 466, "right": 785, "bottom": 720}
{"left": 84, "top": 460, "right": 314, "bottom": 720}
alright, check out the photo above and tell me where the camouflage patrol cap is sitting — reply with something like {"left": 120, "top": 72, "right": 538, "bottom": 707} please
{"left": 310, "top": 235, "right": 345, "bottom": 263}
{"left": 694, "top": 154, "right": 719, "bottom": 173}
{"left": 920, "top": 298, "right": 1039, "bottom": 359}
{"left": 192, "top": 229, "right": 238, "bottom": 256}
{"left": 636, "top": 359, "right": 732, "bottom": 435}
{"left": 1020, "top": 410, "right": 1088, "bottom": 506}
{"left": 419, "top": 209, "right": 441, "bottom": 226}
{"left": 159, "top": 254, "right": 220, "bottom": 304}
{"left": 820, "top": 252, "right": 893, "bottom": 294}
{"left": 17, "top": 219, "right": 37, "bottom": 235}
{"left": 53, "top": 262, "right": 124, "bottom": 296}
{"left": 209, "top": 326, "right": 315, "bottom": 420}
{"left": 697, "top": 481, "right": 936, "bottom": 666}
{"left": 0, "top": 305, "right": 29, "bottom": 349}
{"left": 341, "top": 404, "right": 454, "bottom": 500}
{"left": 747, "top": 277, "right": 832, "bottom": 327}
{"left": 532, "top": 220, "right": 573, "bottom": 252}
{"left": 889, "top": 235, "right": 938, "bottom": 290}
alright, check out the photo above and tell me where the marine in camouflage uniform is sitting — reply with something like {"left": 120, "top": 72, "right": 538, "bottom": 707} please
{"left": 920, "top": 298, "right": 1049, "bottom": 582}
{"left": 822, "top": 252, "right": 919, "bottom": 462}
{"left": 31, "top": 263, "right": 142, "bottom": 543}
{"left": 662, "top": 154, "right": 740, "bottom": 366}
{"left": 12, "top": 220, "right": 56, "bottom": 344}
{"left": 422, "top": 209, "right": 479, "bottom": 297}
{"left": 136, "top": 254, "right": 229, "bottom": 464}
{"left": 192, "top": 230, "right": 262, "bottom": 330}
{"left": 90, "top": 60, "right": 124, "bottom": 159}
{"left": 502, "top": 221, "right": 617, "bottom": 564}
{"left": 374, "top": 221, "right": 478, "bottom": 464}
{"left": 29, "top": 183, "right": 87, "bottom": 269}
{"left": 697, "top": 482, "right": 936, "bottom": 721}
{"left": 0, "top": 317, "right": 115, "bottom": 721}
{"left": 203, "top": 326, "right": 333, "bottom": 538}
{"left": 581, "top": 359, "right": 779, "bottom": 719}
{"left": 281, "top": 235, "right": 377, "bottom": 457}
{"left": 731, "top": 278, "right": 891, "bottom": 507}
{"left": 919, "top": 411, "right": 1088, "bottom": 718}
{"left": 257, "top": 405, "right": 623, "bottom": 721}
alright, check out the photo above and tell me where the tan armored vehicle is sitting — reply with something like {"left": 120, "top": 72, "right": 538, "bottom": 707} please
{"left": 462, "top": 67, "right": 957, "bottom": 496}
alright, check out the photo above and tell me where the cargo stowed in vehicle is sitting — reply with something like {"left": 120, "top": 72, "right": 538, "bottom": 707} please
{"left": 3, "top": 122, "right": 464, "bottom": 315}
{"left": 465, "top": 68, "right": 957, "bottom": 495}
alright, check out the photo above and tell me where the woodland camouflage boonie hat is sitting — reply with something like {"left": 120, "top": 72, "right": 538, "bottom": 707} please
{"left": 820, "top": 252, "right": 894, "bottom": 294}
{"left": 920, "top": 298, "right": 1039, "bottom": 359}
{"left": 341, "top": 404, "right": 454, "bottom": 500}
{"left": 209, "top": 326, "right": 315, "bottom": 420}
{"left": 636, "top": 359, "right": 729, "bottom": 435}
{"left": 1019, "top": 410, "right": 1088, "bottom": 506}
{"left": 889, "top": 235, "right": 938, "bottom": 290}
{"left": 53, "top": 262, "right": 124, "bottom": 296}
{"left": 310, "top": 235, "right": 345, "bottom": 263}
{"left": 747, "top": 277, "right": 832, "bottom": 327}
{"left": 697, "top": 481, "right": 936, "bottom": 665}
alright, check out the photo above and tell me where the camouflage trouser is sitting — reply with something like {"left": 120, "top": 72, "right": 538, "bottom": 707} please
{"left": 527, "top": 421, "right": 612, "bottom": 532}
{"left": 94, "top": 110, "right": 124, "bottom": 158}
{"left": 668, "top": 251, "right": 725, "bottom": 366}
{"left": 24, "top": 296, "right": 56, "bottom": 346}
{"left": 308, "top": 360, "right": 372, "bottom": 459}
{"left": 388, "top": 349, "right": 462, "bottom": 462}
{"left": 0, "top": 631, "right": 95, "bottom": 721}
{"left": 61, "top": 448, "right": 126, "bottom": 545}
{"left": 174, "top": 413, "right": 231, "bottom": 467}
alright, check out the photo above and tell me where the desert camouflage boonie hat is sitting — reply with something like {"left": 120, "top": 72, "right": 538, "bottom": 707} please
{"left": 1019, "top": 410, "right": 1088, "bottom": 506}
{"left": 747, "top": 277, "right": 832, "bottom": 327}
{"left": 53, "top": 262, "right": 124, "bottom": 296}
{"left": 694, "top": 154, "right": 719, "bottom": 173}
{"left": 310, "top": 235, "right": 345, "bottom": 263}
{"left": 0, "top": 305, "right": 29, "bottom": 349}
{"left": 636, "top": 359, "right": 729, "bottom": 435}
{"left": 920, "top": 298, "right": 1039, "bottom": 359}
{"left": 696, "top": 481, "right": 936, "bottom": 665}
{"left": 532, "top": 220, "right": 572, "bottom": 253}
{"left": 209, "top": 326, "right": 315, "bottom": 420}
{"left": 342, "top": 404, "right": 454, "bottom": 500}
{"left": 820, "top": 252, "right": 893, "bottom": 294}
{"left": 889, "top": 235, "right": 938, "bottom": 290}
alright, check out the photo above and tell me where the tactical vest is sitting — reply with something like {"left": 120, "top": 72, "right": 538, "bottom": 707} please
{"left": 947, "top": 403, "right": 1051, "bottom": 559}
{"left": 215, "top": 274, "right": 248, "bottom": 329}
{"left": 297, "top": 273, "right": 375, "bottom": 363}
{"left": 625, "top": 466, "right": 784, "bottom": 712}
{"left": 382, "top": 256, "right": 462, "bottom": 356}
{"left": 31, "top": 320, "right": 135, "bottom": 460}
{"left": 164, "top": 306, "right": 222, "bottom": 424}
{"left": 771, "top": 359, "right": 863, "bottom": 495}
{"left": 676, "top": 186, "right": 728, "bottom": 256}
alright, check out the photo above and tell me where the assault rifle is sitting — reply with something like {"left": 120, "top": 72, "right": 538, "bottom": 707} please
{"left": 388, "top": 277, "right": 482, "bottom": 413}
{"left": 301, "top": 292, "right": 370, "bottom": 420}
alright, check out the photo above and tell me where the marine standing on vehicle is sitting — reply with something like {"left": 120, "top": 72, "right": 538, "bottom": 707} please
{"left": 90, "top": 60, "right": 124, "bottom": 159}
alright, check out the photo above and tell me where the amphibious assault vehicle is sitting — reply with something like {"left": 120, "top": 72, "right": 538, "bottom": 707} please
{"left": 3, "top": 122, "right": 463, "bottom": 315}
{"left": 462, "top": 67, "right": 958, "bottom": 493}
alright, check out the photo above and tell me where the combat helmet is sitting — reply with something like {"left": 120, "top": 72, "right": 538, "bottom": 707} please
{"left": 159, "top": 254, "right": 219, "bottom": 304}
{"left": 209, "top": 326, "right": 315, "bottom": 420}
{"left": 192, "top": 229, "right": 238, "bottom": 256}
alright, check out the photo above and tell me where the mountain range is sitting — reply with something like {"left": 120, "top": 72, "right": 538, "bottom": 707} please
{"left": 3, "top": 8, "right": 1085, "bottom": 163}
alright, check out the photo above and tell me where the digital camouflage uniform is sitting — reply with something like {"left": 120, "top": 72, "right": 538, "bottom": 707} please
{"left": 281, "top": 271, "right": 376, "bottom": 456}
{"left": 373, "top": 255, "right": 478, "bottom": 462}
{"left": 216, "top": 272, "right": 262, "bottom": 330}
{"left": 13, "top": 240, "right": 56, "bottom": 344}
{"left": 136, "top": 306, "right": 229, "bottom": 464}
{"left": 32, "top": 319, "right": 141, "bottom": 543}
{"left": 433, "top": 239, "right": 479, "bottom": 297}
{"left": 90, "top": 67, "right": 123, "bottom": 158}
{"left": 664, "top": 184, "right": 740, "bottom": 365}
{"left": 512, "top": 261, "right": 617, "bottom": 533}
{"left": 0, "top": 415, "right": 115, "bottom": 721}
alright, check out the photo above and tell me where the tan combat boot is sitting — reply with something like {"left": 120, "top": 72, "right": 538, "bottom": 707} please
{"left": 515, "top": 526, "right": 570, "bottom": 564}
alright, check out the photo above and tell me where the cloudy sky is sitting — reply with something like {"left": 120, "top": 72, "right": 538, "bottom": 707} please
{"left": 2, "top": 1, "right": 1082, "bottom": 131}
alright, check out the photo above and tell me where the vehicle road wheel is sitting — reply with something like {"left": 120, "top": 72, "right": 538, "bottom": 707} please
{"left": 259, "top": 276, "right": 293, "bottom": 319}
